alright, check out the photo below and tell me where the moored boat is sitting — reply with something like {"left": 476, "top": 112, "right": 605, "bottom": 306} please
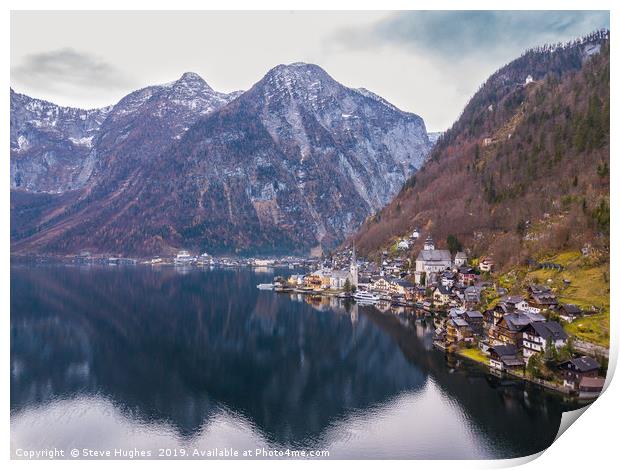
{"left": 353, "top": 290, "right": 380, "bottom": 303}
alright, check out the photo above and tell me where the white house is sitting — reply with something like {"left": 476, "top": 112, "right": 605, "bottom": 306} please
{"left": 397, "top": 239, "right": 410, "bottom": 250}
{"left": 520, "top": 304, "right": 542, "bottom": 315}
{"left": 371, "top": 276, "right": 392, "bottom": 294}
{"left": 501, "top": 296, "right": 530, "bottom": 312}
{"left": 454, "top": 251, "right": 467, "bottom": 267}
{"left": 522, "top": 321, "right": 568, "bottom": 360}
{"left": 433, "top": 285, "right": 451, "bottom": 306}
{"left": 479, "top": 257, "right": 494, "bottom": 272}
{"left": 440, "top": 272, "right": 456, "bottom": 288}
{"left": 288, "top": 274, "right": 305, "bottom": 286}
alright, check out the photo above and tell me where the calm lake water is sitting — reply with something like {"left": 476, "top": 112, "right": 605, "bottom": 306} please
{"left": 10, "top": 265, "right": 582, "bottom": 459}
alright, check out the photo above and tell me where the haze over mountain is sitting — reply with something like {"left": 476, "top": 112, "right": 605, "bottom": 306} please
{"left": 11, "top": 63, "right": 430, "bottom": 256}
{"left": 352, "top": 30, "right": 610, "bottom": 269}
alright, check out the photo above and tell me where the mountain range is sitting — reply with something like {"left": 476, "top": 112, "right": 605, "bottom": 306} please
{"left": 13, "top": 30, "right": 609, "bottom": 261}
{"left": 11, "top": 63, "right": 430, "bottom": 256}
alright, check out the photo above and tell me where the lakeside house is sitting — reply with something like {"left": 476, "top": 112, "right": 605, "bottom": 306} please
{"left": 579, "top": 376, "right": 605, "bottom": 399}
{"left": 489, "top": 312, "right": 532, "bottom": 347}
{"left": 522, "top": 321, "right": 568, "bottom": 360}
{"left": 174, "top": 250, "right": 193, "bottom": 265}
{"left": 296, "top": 247, "right": 359, "bottom": 291}
{"left": 288, "top": 274, "right": 305, "bottom": 286}
{"left": 391, "top": 278, "right": 415, "bottom": 296}
{"left": 559, "top": 356, "right": 600, "bottom": 391}
{"left": 371, "top": 276, "right": 392, "bottom": 295}
{"left": 488, "top": 345, "right": 525, "bottom": 371}
{"left": 447, "top": 317, "right": 474, "bottom": 344}
{"left": 463, "top": 310, "right": 484, "bottom": 335}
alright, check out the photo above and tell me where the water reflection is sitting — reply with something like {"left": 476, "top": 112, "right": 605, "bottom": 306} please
{"left": 10, "top": 265, "right": 579, "bottom": 459}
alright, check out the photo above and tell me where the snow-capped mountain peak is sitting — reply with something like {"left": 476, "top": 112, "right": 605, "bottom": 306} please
{"left": 11, "top": 61, "right": 432, "bottom": 255}
{"left": 10, "top": 71, "right": 241, "bottom": 193}
{"left": 173, "top": 71, "right": 214, "bottom": 92}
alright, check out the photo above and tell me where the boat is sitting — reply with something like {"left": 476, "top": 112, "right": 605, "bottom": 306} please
{"left": 353, "top": 290, "right": 380, "bottom": 303}
{"left": 257, "top": 283, "right": 275, "bottom": 290}
{"left": 337, "top": 292, "right": 352, "bottom": 299}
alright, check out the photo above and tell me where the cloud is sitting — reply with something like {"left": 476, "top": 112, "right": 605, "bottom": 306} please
{"left": 327, "top": 11, "right": 610, "bottom": 131}
{"left": 336, "top": 11, "right": 610, "bottom": 61}
{"left": 11, "top": 48, "right": 134, "bottom": 96}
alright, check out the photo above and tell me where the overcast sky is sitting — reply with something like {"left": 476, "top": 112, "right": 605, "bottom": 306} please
{"left": 11, "top": 11, "right": 609, "bottom": 131}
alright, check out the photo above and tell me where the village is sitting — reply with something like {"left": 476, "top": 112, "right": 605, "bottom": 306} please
{"left": 262, "top": 230, "right": 607, "bottom": 401}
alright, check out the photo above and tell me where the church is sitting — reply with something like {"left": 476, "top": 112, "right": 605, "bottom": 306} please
{"left": 327, "top": 246, "right": 358, "bottom": 289}
{"left": 414, "top": 236, "right": 452, "bottom": 285}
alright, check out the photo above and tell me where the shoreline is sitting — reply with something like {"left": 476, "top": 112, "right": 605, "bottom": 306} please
{"left": 9, "top": 262, "right": 607, "bottom": 400}
{"left": 453, "top": 347, "right": 584, "bottom": 399}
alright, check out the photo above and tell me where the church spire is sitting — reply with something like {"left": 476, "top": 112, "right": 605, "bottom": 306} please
{"left": 350, "top": 244, "right": 358, "bottom": 287}
{"left": 424, "top": 235, "right": 435, "bottom": 251}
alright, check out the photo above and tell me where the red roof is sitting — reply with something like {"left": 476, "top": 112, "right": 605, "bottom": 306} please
{"left": 580, "top": 376, "right": 605, "bottom": 389}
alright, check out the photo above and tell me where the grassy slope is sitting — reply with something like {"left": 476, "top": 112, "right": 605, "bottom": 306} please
{"left": 518, "top": 250, "right": 609, "bottom": 347}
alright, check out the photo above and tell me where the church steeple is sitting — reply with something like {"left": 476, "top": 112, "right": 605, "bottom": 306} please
{"left": 424, "top": 236, "right": 435, "bottom": 251}
{"left": 350, "top": 245, "right": 358, "bottom": 287}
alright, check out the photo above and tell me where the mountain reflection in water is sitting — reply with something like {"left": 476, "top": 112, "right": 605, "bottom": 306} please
{"left": 10, "top": 265, "right": 580, "bottom": 459}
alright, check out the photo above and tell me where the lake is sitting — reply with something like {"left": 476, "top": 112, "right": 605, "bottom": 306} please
{"left": 10, "top": 265, "right": 582, "bottom": 459}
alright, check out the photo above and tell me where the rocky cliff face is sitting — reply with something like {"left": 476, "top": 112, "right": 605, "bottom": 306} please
{"left": 11, "top": 64, "right": 430, "bottom": 256}
{"left": 10, "top": 90, "right": 111, "bottom": 193}
{"left": 11, "top": 73, "right": 241, "bottom": 194}
{"left": 140, "top": 63, "right": 430, "bottom": 253}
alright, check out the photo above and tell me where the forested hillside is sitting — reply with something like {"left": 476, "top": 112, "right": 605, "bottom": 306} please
{"left": 353, "top": 32, "right": 609, "bottom": 270}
